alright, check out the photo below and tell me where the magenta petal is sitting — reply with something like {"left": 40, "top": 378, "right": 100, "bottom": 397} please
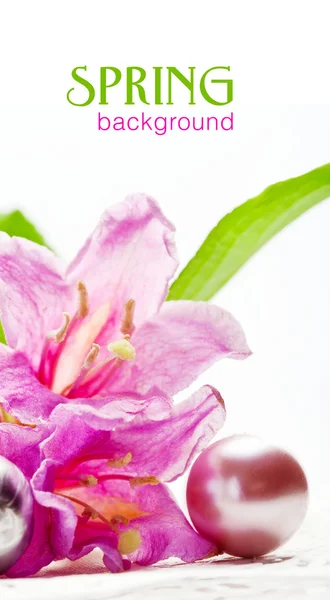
{"left": 63, "top": 479, "right": 213, "bottom": 570}
{"left": 69, "top": 523, "right": 124, "bottom": 573}
{"left": 45, "top": 385, "right": 225, "bottom": 483}
{"left": 109, "top": 300, "right": 251, "bottom": 396}
{"left": 0, "top": 234, "right": 71, "bottom": 369}
{"left": 0, "top": 421, "right": 46, "bottom": 479}
{"left": 66, "top": 194, "right": 178, "bottom": 341}
{"left": 129, "top": 484, "right": 214, "bottom": 565}
{"left": 107, "top": 385, "right": 226, "bottom": 482}
{"left": 0, "top": 348, "right": 65, "bottom": 422}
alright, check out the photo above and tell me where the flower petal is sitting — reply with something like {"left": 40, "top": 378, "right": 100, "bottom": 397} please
{"left": 32, "top": 458, "right": 78, "bottom": 559}
{"left": 0, "top": 420, "right": 46, "bottom": 479}
{"left": 68, "top": 522, "right": 124, "bottom": 573}
{"left": 66, "top": 194, "right": 178, "bottom": 341}
{"left": 107, "top": 300, "right": 251, "bottom": 396}
{"left": 105, "top": 385, "right": 226, "bottom": 482}
{"left": 0, "top": 347, "right": 65, "bottom": 422}
{"left": 130, "top": 484, "right": 214, "bottom": 565}
{"left": 45, "top": 385, "right": 225, "bottom": 483}
{"left": 0, "top": 234, "right": 70, "bottom": 369}
{"left": 61, "top": 479, "right": 214, "bottom": 570}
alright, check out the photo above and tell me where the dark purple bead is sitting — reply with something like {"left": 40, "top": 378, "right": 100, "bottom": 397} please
{"left": 0, "top": 456, "right": 34, "bottom": 573}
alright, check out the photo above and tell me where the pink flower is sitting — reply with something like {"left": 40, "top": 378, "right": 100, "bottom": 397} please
{"left": 1, "top": 386, "right": 225, "bottom": 576}
{"left": 0, "top": 194, "right": 250, "bottom": 423}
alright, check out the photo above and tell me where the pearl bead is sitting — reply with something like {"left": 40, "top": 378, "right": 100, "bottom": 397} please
{"left": 186, "top": 435, "right": 308, "bottom": 558}
{"left": 0, "top": 456, "right": 34, "bottom": 573}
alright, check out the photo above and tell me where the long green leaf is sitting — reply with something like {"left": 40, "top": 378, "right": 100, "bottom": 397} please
{"left": 0, "top": 210, "right": 48, "bottom": 247}
{"left": 0, "top": 210, "right": 49, "bottom": 345}
{"left": 0, "top": 323, "right": 6, "bottom": 345}
{"left": 168, "top": 163, "right": 330, "bottom": 301}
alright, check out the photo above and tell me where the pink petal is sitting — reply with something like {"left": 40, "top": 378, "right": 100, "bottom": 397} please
{"left": 61, "top": 479, "right": 213, "bottom": 570}
{"left": 0, "top": 347, "right": 65, "bottom": 422}
{"left": 45, "top": 385, "right": 225, "bottom": 483}
{"left": 66, "top": 194, "right": 178, "bottom": 345}
{"left": 0, "top": 419, "right": 46, "bottom": 479}
{"left": 32, "top": 459, "right": 77, "bottom": 559}
{"left": 0, "top": 234, "right": 71, "bottom": 370}
{"left": 130, "top": 484, "right": 214, "bottom": 565}
{"left": 69, "top": 522, "right": 124, "bottom": 573}
{"left": 106, "top": 300, "right": 251, "bottom": 396}
{"left": 106, "top": 385, "right": 226, "bottom": 482}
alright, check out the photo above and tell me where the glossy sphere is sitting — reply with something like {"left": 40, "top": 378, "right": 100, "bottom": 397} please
{"left": 186, "top": 435, "right": 308, "bottom": 558}
{"left": 0, "top": 456, "right": 34, "bottom": 573}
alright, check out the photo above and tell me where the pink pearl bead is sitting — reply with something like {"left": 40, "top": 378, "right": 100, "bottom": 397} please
{"left": 186, "top": 435, "right": 308, "bottom": 558}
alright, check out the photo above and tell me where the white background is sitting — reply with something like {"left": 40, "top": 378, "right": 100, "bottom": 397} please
{"left": 0, "top": 0, "right": 329, "bottom": 503}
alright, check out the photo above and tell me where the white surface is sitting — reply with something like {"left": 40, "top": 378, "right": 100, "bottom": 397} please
{"left": 1, "top": 497, "right": 329, "bottom": 599}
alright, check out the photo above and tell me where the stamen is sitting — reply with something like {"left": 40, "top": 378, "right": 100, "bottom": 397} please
{"left": 107, "top": 452, "right": 132, "bottom": 468}
{"left": 61, "top": 343, "right": 100, "bottom": 396}
{"left": 71, "top": 357, "right": 120, "bottom": 398}
{"left": 47, "top": 312, "right": 71, "bottom": 343}
{"left": 108, "top": 338, "right": 136, "bottom": 361}
{"left": 82, "top": 507, "right": 98, "bottom": 520}
{"left": 118, "top": 529, "right": 141, "bottom": 555}
{"left": 57, "top": 472, "right": 158, "bottom": 489}
{"left": 79, "top": 475, "right": 98, "bottom": 487}
{"left": 110, "top": 514, "right": 130, "bottom": 534}
{"left": 83, "top": 343, "right": 100, "bottom": 369}
{"left": 0, "top": 406, "right": 17, "bottom": 424}
{"left": 121, "top": 299, "right": 136, "bottom": 336}
{"left": 56, "top": 492, "right": 118, "bottom": 532}
{"left": 129, "top": 476, "right": 159, "bottom": 488}
{"left": 77, "top": 280, "right": 89, "bottom": 319}
{"left": 0, "top": 405, "right": 36, "bottom": 428}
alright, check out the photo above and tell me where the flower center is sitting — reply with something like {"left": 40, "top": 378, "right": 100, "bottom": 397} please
{"left": 54, "top": 452, "right": 158, "bottom": 556}
{"left": 38, "top": 282, "right": 136, "bottom": 397}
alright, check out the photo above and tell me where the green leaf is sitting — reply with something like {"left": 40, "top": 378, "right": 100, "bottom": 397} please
{"left": 168, "top": 163, "right": 330, "bottom": 301}
{"left": 0, "top": 210, "right": 49, "bottom": 346}
{"left": 0, "top": 322, "right": 6, "bottom": 345}
{"left": 0, "top": 210, "right": 48, "bottom": 247}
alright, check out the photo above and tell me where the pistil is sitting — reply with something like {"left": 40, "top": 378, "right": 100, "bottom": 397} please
{"left": 61, "top": 343, "right": 100, "bottom": 396}
{"left": 108, "top": 337, "right": 136, "bottom": 361}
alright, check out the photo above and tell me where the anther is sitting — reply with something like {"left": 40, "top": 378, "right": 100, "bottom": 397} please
{"left": 79, "top": 475, "right": 98, "bottom": 487}
{"left": 47, "top": 312, "right": 71, "bottom": 343}
{"left": 83, "top": 344, "right": 100, "bottom": 369}
{"left": 108, "top": 338, "right": 136, "bottom": 361}
{"left": 77, "top": 280, "right": 89, "bottom": 319}
{"left": 82, "top": 507, "right": 98, "bottom": 521}
{"left": 121, "top": 299, "right": 136, "bottom": 336}
{"left": 129, "top": 476, "right": 159, "bottom": 488}
{"left": 107, "top": 452, "right": 132, "bottom": 468}
{"left": 111, "top": 514, "right": 130, "bottom": 533}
